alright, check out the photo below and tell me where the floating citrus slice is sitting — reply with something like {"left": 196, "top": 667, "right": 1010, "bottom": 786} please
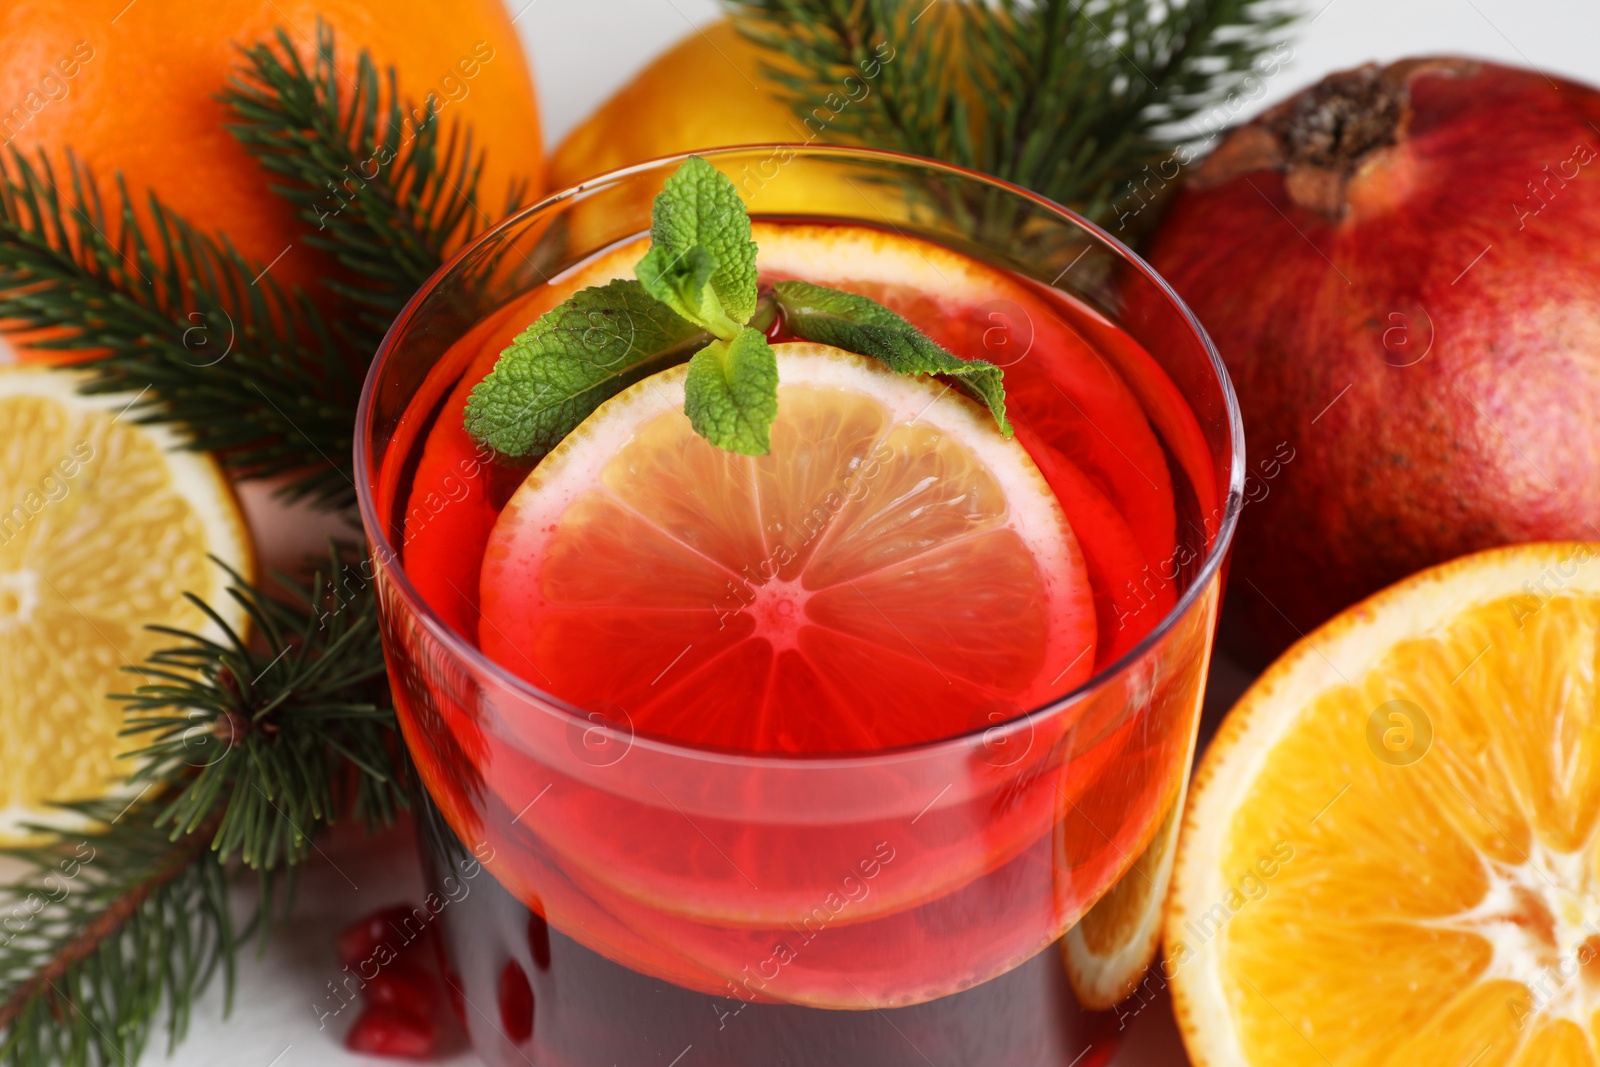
{"left": 1170, "top": 541, "right": 1600, "bottom": 1066}
{"left": 397, "top": 222, "right": 1197, "bottom": 668}
{"left": 755, "top": 223, "right": 1183, "bottom": 661}
{"left": 757, "top": 226, "right": 1175, "bottom": 556}
{"left": 478, "top": 345, "right": 1097, "bottom": 753}
{"left": 1064, "top": 775, "right": 1188, "bottom": 1009}
{"left": 0, "top": 368, "right": 251, "bottom": 839}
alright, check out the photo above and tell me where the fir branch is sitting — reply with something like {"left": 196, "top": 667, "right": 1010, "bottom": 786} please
{"left": 0, "top": 554, "right": 399, "bottom": 1065}
{"left": 0, "top": 149, "right": 361, "bottom": 507}
{"left": 724, "top": 0, "right": 1299, "bottom": 228}
{"left": 221, "top": 22, "right": 530, "bottom": 352}
{"left": 119, "top": 550, "right": 403, "bottom": 872}
{"left": 0, "top": 802, "right": 238, "bottom": 1067}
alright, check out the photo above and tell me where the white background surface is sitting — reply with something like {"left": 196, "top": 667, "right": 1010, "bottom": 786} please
{"left": 55, "top": 0, "right": 1597, "bottom": 1063}
{"left": 522, "top": 0, "right": 1600, "bottom": 147}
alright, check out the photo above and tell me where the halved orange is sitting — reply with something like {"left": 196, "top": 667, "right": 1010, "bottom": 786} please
{"left": 1169, "top": 541, "right": 1600, "bottom": 1066}
{"left": 477, "top": 345, "right": 1097, "bottom": 753}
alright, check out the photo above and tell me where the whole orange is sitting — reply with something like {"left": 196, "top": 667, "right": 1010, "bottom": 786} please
{"left": 0, "top": 0, "right": 544, "bottom": 356}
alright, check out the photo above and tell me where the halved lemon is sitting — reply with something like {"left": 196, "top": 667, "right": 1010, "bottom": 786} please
{"left": 1170, "top": 541, "right": 1600, "bottom": 1065}
{"left": 478, "top": 344, "right": 1098, "bottom": 753}
{"left": 0, "top": 368, "right": 251, "bottom": 839}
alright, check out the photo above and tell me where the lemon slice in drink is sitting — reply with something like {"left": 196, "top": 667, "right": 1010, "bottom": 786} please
{"left": 479, "top": 344, "right": 1098, "bottom": 754}
{"left": 0, "top": 367, "right": 251, "bottom": 839}
{"left": 1170, "top": 542, "right": 1600, "bottom": 1065}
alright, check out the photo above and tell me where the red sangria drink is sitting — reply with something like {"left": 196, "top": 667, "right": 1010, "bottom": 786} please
{"left": 356, "top": 148, "right": 1242, "bottom": 1067}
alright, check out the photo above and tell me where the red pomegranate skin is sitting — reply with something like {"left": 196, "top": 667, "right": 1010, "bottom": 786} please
{"left": 1145, "top": 58, "right": 1600, "bottom": 656}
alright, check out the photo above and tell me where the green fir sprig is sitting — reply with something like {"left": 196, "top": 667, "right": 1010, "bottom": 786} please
{"left": 222, "top": 22, "right": 531, "bottom": 352}
{"left": 723, "top": 0, "right": 1299, "bottom": 232}
{"left": 0, "top": 800, "right": 238, "bottom": 1067}
{"left": 118, "top": 551, "right": 403, "bottom": 871}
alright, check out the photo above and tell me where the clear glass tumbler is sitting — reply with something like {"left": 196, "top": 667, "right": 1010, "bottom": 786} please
{"left": 355, "top": 146, "right": 1243, "bottom": 1067}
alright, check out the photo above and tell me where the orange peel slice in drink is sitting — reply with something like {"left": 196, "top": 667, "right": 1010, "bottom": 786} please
{"left": 1063, "top": 774, "right": 1189, "bottom": 1010}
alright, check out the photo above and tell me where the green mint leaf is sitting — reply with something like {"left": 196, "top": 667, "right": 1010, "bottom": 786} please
{"left": 683, "top": 326, "right": 779, "bottom": 456}
{"left": 464, "top": 279, "right": 709, "bottom": 459}
{"left": 637, "top": 155, "right": 759, "bottom": 329}
{"left": 773, "top": 281, "right": 1012, "bottom": 436}
{"left": 635, "top": 243, "right": 743, "bottom": 339}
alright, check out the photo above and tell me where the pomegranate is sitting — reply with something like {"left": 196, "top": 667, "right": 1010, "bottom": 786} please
{"left": 1144, "top": 58, "right": 1600, "bottom": 657}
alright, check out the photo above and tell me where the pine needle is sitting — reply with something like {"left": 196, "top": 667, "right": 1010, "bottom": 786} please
{"left": 0, "top": 802, "right": 240, "bottom": 1067}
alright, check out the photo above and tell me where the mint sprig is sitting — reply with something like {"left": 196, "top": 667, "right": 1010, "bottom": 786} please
{"left": 464, "top": 156, "right": 1011, "bottom": 461}
{"left": 636, "top": 156, "right": 761, "bottom": 329}
{"left": 463, "top": 280, "right": 708, "bottom": 459}
{"left": 685, "top": 327, "right": 781, "bottom": 454}
{"left": 635, "top": 244, "right": 741, "bottom": 339}
{"left": 773, "top": 281, "right": 1011, "bottom": 437}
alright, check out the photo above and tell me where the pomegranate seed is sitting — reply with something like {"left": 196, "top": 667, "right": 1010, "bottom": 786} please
{"left": 364, "top": 962, "right": 439, "bottom": 1019}
{"left": 338, "top": 904, "right": 433, "bottom": 967}
{"left": 497, "top": 960, "right": 534, "bottom": 1044}
{"left": 345, "top": 1005, "right": 438, "bottom": 1058}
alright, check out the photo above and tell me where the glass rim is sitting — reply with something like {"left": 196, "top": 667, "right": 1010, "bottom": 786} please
{"left": 355, "top": 143, "right": 1246, "bottom": 770}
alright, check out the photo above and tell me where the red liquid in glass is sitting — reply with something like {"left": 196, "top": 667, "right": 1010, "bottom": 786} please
{"left": 373, "top": 222, "right": 1220, "bottom": 1066}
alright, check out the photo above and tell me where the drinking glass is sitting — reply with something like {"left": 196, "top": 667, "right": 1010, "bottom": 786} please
{"left": 355, "top": 145, "right": 1243, "bottom": 1067}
